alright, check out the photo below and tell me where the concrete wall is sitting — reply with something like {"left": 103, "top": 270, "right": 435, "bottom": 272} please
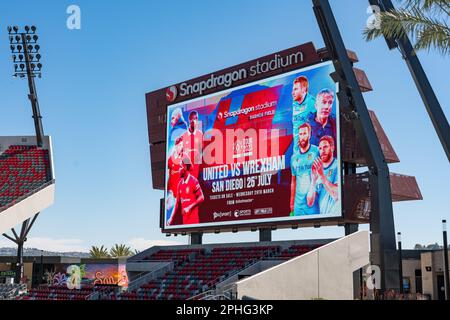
{"left": 0, "top": 183, "right": 55, "bottom": 234}
{"left": 421, "top": 252, "right": 435, "bottom": 298}
{"left": 420, "top": 251, "right": 450, "bottom": 299}
{"left": 236, "top": 231, "right": 369, "bottom": 300}
{"left": 402, "top": 259, "right": 421, "bottom": 293}
{"left": 23, "top": 262, "right": 33, "bottom": 289}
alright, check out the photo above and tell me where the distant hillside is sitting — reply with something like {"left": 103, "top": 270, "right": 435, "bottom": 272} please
{"left": 0, "top": 247, "right": 90, "bottom": 258}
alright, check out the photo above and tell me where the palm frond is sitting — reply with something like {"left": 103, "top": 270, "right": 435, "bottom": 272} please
{"left": 402, "top": 0, "right": 450, "bottom": 15}
{"left": 363, "top": 4, "right": 450, "bottom": 56}
{"left": 89, "top": 245, "right": 110, "bottom": 258}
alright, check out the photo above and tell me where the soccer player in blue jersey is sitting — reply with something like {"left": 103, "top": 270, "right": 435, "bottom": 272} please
{"left": 307, "top": 88, "right": 336, "bottom": 147}
{"left": 290, "top": 123, "right": 320, "bottom": 216}
{"left": 307, "top": 136, "right": 339, "bottom": 215}
{"left": 292, "top": 76, "right": 316, "bottom": 153}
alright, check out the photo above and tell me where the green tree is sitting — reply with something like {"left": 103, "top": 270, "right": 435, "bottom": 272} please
{"left": 89, "top": 245, "right": 110, "bottom": 258}
{"left": 109, "top": 244, "right": 133, "bottom": 258}
{"left": 364, "top": 0, "right": 450, "bottom": 55}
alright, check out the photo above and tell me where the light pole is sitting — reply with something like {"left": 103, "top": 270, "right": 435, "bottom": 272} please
{"left": 7, "top": 25, "right": 45, "bottom": 147}
{"left": 397, "top": 232, "right": 403, "bottom": 294}
{"left": 443, "top": 220, "right": 449, "bottom": 300}
{"left": 40, "top": 250, "right": 44, "bottom": 285}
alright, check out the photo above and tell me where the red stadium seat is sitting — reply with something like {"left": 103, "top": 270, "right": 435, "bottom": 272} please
{"left": 0, "top": 145, "right": 52, "bottom": 209}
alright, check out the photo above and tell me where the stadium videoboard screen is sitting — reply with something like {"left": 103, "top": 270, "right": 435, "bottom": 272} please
{"left": 164, "top": 61, "right": 341, "bottom": 231}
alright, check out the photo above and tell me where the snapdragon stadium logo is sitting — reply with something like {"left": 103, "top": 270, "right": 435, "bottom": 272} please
{"left": 166, "top": 85, "right": 177, "bottom": 102}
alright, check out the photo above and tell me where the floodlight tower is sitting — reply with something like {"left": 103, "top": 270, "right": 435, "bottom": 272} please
{"left": 4, "top": 25, "right": 44, "bottom": 283}
{"left": 7, "top": 25, "right": 45, "bottom": 147}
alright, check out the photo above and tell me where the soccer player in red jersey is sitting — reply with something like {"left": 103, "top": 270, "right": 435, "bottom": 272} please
{"left": 167, "top": 136, "right": 187, "bottom": 198}
{"left": 181, "top": 111, "right": 203, "bottom": 179}
{"left": 168, "top": 157, "right": 205, "bottom": 226}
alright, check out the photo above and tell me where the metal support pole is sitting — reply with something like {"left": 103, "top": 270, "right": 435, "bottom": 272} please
{"left": 40, "top": 251, "right": 44, "bottom": 285}
{"left": 2, "top": 213, "right": 39, "bottom": 284}
{"left": 443, "top": 220, "right": 449, "bottom": 300}
{"left": 397, "top": 232, "right": 403, "bottom": 294}
{"left": 189, "top": 232, "right": 203, "bottom": 245}
{"left": 313, "top": 0, "right": 399, "bottom": 292}
{"left": 15, "top": 240, "right": 24, "bottom": 284}
{"left": 259, "top": 228, "right": 272, "bottom": 242}
{"left": 21, "top": 33, "right": 44, "bottom": 148}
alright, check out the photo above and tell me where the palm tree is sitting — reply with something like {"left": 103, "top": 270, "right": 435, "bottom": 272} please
{"left": 364, "top": 0, "right": 450, "bottom": 55}
{"left": 89, "top": 245, "right": 110, "bottom": 258}
{"left": 109, "top": 244, "right": 133, "bottom": 258}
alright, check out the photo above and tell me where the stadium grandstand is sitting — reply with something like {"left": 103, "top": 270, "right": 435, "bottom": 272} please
{"left": 0, "top": 136, "right": 55, "bottom": 234}
{"left": 7, "top": 239, "right": 348, "bottom": 300}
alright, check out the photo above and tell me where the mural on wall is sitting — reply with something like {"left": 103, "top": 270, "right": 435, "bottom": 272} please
{"left": 44, "top": 264, "right": 128, "bottom": 289}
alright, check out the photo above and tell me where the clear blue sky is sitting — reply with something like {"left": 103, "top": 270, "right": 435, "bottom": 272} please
{"left": 0, "top": 0, "right": 448, "bottom": 251}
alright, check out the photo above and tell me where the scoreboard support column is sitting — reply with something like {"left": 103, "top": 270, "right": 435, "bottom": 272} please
{"left": 259, "top": 229, "right": 272, "bottom": 242}
{"left": 313, "top": 0, "right": 399, "bottom": 293}
{"left": 189, "top": 233, "right": 203, "bottom": 245}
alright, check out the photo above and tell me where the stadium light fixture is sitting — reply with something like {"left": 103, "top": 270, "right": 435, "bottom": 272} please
{"left": 232, "top": 228, "right": 238, "bottom": 233}
{"left": 291, "top": 225, "right": 298, "bottom": 230}
{"left": 7, "top": 26, "right": 42, "bottom": 79}
{"left": 214, "top": 229, "right": 220, "bottom": 234}
{"left": 181, "top": 232, "right": 187, "bottom": 236}
{"left": 250, "top": 227, "right": 257, "bottom": 232}
{"left": 6, "top": 25, "right": 45, "bottom": 148}
{"left": 314, "top": 223, "right": 321, "bottom": 228}
{"left": 165, "top": 233, "right": 170, "bottom": 237}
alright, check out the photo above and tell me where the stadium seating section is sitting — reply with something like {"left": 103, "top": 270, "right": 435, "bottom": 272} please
{"left": 0, "top": 283, "right": 27, "bottom": 300}
{"left": 0, "top": 145, "right": 52, "bottom": 208}
{"left": 119, "top": 244, "right": 321, "bottom": 300}
{"left": 17, "top": 285, "right": 116, "bottom": 301}
{"left": 12, "top": 244, "right": 323, "bottom": 300}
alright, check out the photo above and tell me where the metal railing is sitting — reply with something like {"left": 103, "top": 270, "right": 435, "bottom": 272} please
{"left": 127, "top": 262, "right": 173, "bottom": 292}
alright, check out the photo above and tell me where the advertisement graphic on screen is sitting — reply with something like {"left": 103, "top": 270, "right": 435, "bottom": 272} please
{"left": 165, "top": 61, "right": 341, "bottom": 230}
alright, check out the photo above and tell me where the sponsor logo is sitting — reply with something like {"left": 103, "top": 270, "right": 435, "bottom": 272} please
{"left": 254, "top": 208, "right": 273, "bottom": 215}
{"left": 213, "top": 211, "right": 232, "bottom": 220}
{"left": 166, "top": 85, "right": 177, "bottom": 102}
{"left": 233, "top": 137, "right": 253, "bottom": 158}
{"left": 234, "top": 209, "right": 252, "bottom": 218}
{"left": 168, "top": 51, "right": 304, "bottom": 99}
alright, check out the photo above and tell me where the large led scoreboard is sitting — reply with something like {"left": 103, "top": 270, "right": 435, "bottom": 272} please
{"left": 146, "top": 42, "right": 363, "bottom": 233}
{"left": 146, "top": 42, "right": 421, "bottom": 234}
